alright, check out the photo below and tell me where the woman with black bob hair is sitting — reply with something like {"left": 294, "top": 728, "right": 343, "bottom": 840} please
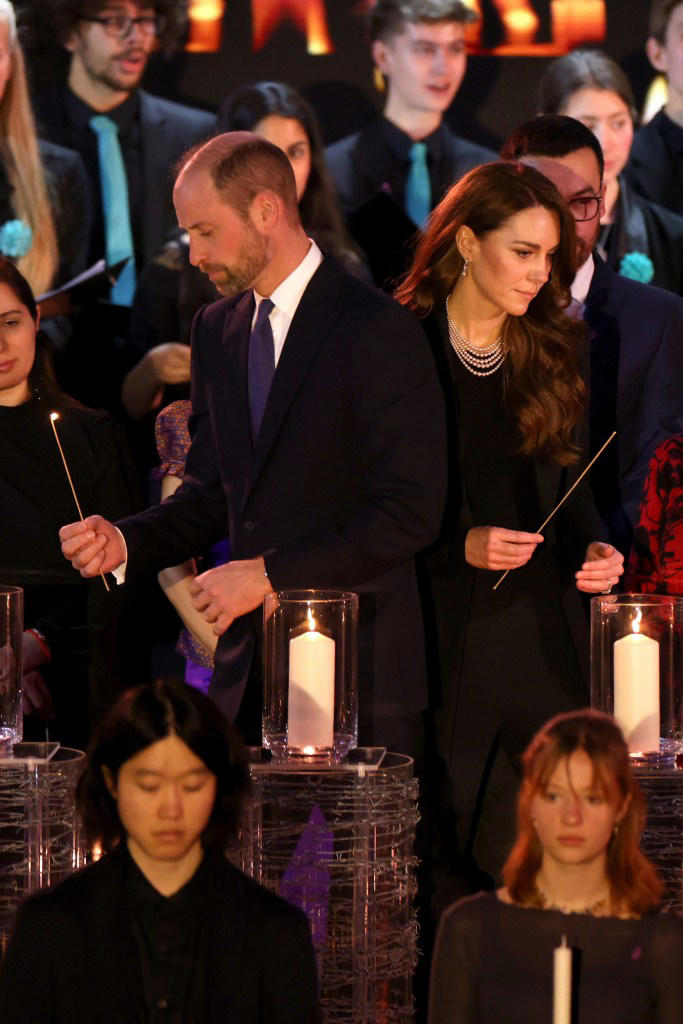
{"left": 0, "top": 680, "right": 321, "bottom": 1024}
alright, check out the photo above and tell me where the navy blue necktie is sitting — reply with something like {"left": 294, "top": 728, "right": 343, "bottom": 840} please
{"left": 248, "top": 297, "right": 275, "bottom": 438}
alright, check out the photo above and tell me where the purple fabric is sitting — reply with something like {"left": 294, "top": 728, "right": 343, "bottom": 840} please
{"left": 280, "top": 804, "right": 333, "bottom": 950}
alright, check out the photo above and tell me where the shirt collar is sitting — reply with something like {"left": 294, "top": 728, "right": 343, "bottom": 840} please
{"left": 254, "top": 239, "right": 323, "bottom": 319}
{"left": 654, "top": 108, "right": 683, "bottom": 155}
{"left": 67, "top": 86, "right": 140, "bottom": 135}
{"left": 380, "top": 115, "right": 445, "bottom": 163}
{"left": 571, "top": 251, "right": 595, "bottom": 304}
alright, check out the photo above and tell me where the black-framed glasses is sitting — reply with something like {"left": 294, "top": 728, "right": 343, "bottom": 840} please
{"left": 78, "top": 13, "right": 166, "bottom": 38}
{"left": 568, "top": 195, "right": 602, "bottom": 223}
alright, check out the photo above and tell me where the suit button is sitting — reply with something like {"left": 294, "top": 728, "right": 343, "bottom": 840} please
{"left": 243, "top": 520, "right": 256, "bottom": 532}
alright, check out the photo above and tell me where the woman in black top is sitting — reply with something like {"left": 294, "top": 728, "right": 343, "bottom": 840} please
{"left": 0, "top": 257, "right": 140, "bottom": 744}
{"left": 429, "top": 709, "right": 683, "bottom": 1023}
{"left": 0, "top": 679, "right": 321, "bottom": 1023}
{"left": 397, "top": 162, "right": 624, "bottom": 878}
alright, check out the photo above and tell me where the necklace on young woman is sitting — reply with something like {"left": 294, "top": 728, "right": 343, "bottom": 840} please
{"left": 531, "top": 883, "right": 611, "bottom": 917}
{"left": 445, "top": 299, "right": 505, "bottom": 377}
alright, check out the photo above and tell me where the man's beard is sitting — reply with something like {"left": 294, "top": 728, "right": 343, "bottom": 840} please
{"left": 204, "top": 230, "right": 268, "bottom": 298}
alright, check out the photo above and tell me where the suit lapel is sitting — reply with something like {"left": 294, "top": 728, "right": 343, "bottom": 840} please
{"left": 138, "top": 91, "right": 168, "bottom": 264}
{"left": 247, "top": 259, "right": 341, "bottom": 488}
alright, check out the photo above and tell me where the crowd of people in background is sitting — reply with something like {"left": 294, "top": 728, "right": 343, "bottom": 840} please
{"left": 1, "top": 0, "right": 683, "bottom": 1021}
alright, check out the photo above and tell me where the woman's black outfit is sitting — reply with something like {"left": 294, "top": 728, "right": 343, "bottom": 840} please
{"left": 422, "top": 309, "right": 602, "bottom": 877}
{"left": 429, "top": 891, "right": 683, "bottom": 1024}
{"left": 0, "top": 845, "right": 321, "bottom": 1024}
{"left": 0, "top": 395, "right": 141, "bottom": 746}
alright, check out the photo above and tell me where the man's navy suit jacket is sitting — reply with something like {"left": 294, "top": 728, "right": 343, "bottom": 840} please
{"left": 585, "top": 255, "right": 683, "bottom": 549}
{"left": 119, "top": 257, "right": 447, "bottom": 732}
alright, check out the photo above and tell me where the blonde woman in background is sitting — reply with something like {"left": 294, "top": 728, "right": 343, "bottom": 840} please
{"left": 0, "top": 0, "right": 89, "bottom": 293}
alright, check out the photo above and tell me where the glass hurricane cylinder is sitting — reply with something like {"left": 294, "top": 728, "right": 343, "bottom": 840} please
{"left": 591, "top": 594, "right": 682, "bottom": 767}
{"left": 262, "top": 590, "right": 358, "bottom": 763}
{"left": 0, "top": 585, "right": 23, "bottom": 756}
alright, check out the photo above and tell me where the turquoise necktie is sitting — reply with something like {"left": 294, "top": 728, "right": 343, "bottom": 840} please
{"left": 89, "top": 115, "right": 136, "bottom": 306}
{"left": 405, "top": 142, "right": 431, "bottom": 228}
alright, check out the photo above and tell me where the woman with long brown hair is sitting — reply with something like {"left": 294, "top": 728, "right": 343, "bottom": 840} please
{"left": 397, "top": 161, "right": 623, "bottom": 879}
{"left": 429, "top": 710, "right": 682, "bottom": 1023}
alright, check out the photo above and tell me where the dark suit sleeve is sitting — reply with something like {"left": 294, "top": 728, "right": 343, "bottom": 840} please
{"left": 0, "top": 898, "right": 58, "bottom": 1022}
{"left": 260, "top": 905, "right": 322, "bottom": 1024}
{"left": 264, "top": 301, "right": 447, "bottom": 588}
{"left": 40, "top": 141, "right": 93, "bottom": 286}
{"left": 116, "top": 308, "right": 228, "bottom": 579}
{"left": 621, "top": 298, "right": 683, "bottom": 523}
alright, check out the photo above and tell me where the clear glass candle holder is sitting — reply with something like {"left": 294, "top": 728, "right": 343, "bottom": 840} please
{"left": 0, "top": 586, "right": 23, "bottom": 756}
{"left": 591, "top": 594, "right": 682, "bottom": 767}
{"left": 262, "top": 590, "right": 358, "bottom": 763}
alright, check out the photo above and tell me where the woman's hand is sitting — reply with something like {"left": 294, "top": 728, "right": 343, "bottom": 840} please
{"left": 575, "top": 541, "right": 624, "bottom": 593}
{"left": 465, "top": 527, "right": 543, "bottom": 570}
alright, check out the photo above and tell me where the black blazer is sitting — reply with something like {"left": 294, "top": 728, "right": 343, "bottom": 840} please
{"left": 325, "top": 119, "right": 495, "bottom": 288}
{"left": 0, "top": 847, "right": 321, "bottom": 1024}
{"left": 118, "top": 257, "right": 447, "bottom": 729}
{"left": 584, "top": 256, "right": 683, "bottom": 547}
{"left": 34, "top": 88, "right": 215, "bottom": 267}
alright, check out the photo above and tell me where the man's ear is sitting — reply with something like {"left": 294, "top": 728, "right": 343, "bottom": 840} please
{"left": 371, "top": 38, "right": 390, "bottom": 76}
{"left": 646, "top": 36, "right": 668, "bottom": 74}
{"left": 102, "top": 765, "right": 117, "bottom": 800}
{"left": 250, "top": 191, "right": 279, "bottom": 231}
{"left": 63, "top": 27, "right": 80, "bottom": 56}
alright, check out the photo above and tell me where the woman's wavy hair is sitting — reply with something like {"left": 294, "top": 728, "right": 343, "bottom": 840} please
{"left": 217, "top": 81, "right": 361, "bottom": 268}
{"left": 76, "top": 679, "right": 250, "bottom": 855}
{"left": 539, "top": 49, "right": 638, "bottom": 124}
{"left": 0, "top": 1, "right": 58, "bottom": 295}
{"left": 396, "top": 161, "right": 585, "bottom": 465}
{"left": 503, "top": 709, "right": 662, "bottom": 916}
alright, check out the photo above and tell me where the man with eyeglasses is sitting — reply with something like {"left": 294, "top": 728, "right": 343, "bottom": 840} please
{"left": 501, "top": 114, "right": 683, "bottom": 559}
{"left": 21, "top": 1, "right": 214, "bottom": 306}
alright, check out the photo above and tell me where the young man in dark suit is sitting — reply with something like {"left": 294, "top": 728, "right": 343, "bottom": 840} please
{"left": 325, "top": 0, "right": 495, "bottom": 288}
{"left": 59, "top": 132, "right": 447, "bottom": 754}
{"left": 22, "top": 0, "right": 214, "bottom": 290}
{"left": 626, "top": 0, "right": 683, "bottom": 217}
{"left": 502, "top": 115, "right": 683, "bottom": 557}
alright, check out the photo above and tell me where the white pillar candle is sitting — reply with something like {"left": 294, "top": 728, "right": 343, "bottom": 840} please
{"left": 553, "top": 934, "right": 572, "bottom": 1024}
{"left": 613, "top": 611, "right": 660, "bottom": 753}
{"left": 288, "top": 613, "right": 335, "bottom": 751}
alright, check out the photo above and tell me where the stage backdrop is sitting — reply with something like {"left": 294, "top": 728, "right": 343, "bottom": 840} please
{"left": 134, "top": 0, "right": 658, "bottom": 152}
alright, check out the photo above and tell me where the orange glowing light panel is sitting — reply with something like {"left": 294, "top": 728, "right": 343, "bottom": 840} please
{"left": 186, "top": 0, "right": 225, "bottom": 52}
{"left": 252, "top": 0, "right": 334, "bottom": 54}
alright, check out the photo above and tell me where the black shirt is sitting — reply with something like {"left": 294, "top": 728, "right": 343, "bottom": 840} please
{"left": 60, "top": 88, "right": 144, "bottom": 266}
{"left": 125, "top": 849, "right": 210, "bottom": 1023}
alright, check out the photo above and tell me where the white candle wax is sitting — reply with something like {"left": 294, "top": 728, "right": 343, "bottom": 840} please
{"left": 288, "top": 624, "right": 335, "bottom": 750}
{"left": 553, "top": 935, "right": 572, "bottom": 1024}
{"left": 613, "top": 628, "right": 660, "bottom": 753}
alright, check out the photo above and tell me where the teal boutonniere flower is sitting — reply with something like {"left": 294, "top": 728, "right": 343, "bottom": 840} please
{"left": 619, "top": 251, "right": 654, "bottom": 283}
{"left": 0, "top": 219, "right": 33, "bottom": 260}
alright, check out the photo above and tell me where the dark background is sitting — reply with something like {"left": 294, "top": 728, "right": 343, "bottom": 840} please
{"left": 26, "top": 1, "right": 659, "bottom": 151}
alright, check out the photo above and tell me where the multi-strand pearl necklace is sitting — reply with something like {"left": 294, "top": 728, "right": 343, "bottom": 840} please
{"left": 445, "top": 299, "right": 505, "bottom": 377}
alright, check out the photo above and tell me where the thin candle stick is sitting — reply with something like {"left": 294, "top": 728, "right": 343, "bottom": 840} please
{"left": 49, "top": 412, "right": 110, "bottom": 592}
{"left": 492, "top": 430, "right": 617, "bottom": 591}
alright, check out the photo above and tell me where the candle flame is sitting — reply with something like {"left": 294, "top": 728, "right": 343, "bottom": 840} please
{"left": 302, "top": 745, "right": 316, "bottom": 755}
{"left": 50, "top": 411, "right": 59, "bottom": 421}
{"left": 632, "top": 607, "right": 642, "bottom": 634}
{"left": 306, "top": 607, "right": 316, "bottom": 631}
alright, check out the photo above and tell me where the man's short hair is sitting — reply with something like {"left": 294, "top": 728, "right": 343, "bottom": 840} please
{"left": 368, "top": 0, "right": 478, "bottom": 43}
{"left": 648, "top": 0, "right": 682, "bottom": 42}
{"left": 18, "top": 0, "right": 188, "bottom": 54}
{"left": 501, "top": 114, "right": 605, "bottom": 181}
{"left": 177, "top": 132, "right": 300, "bottom": 222}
